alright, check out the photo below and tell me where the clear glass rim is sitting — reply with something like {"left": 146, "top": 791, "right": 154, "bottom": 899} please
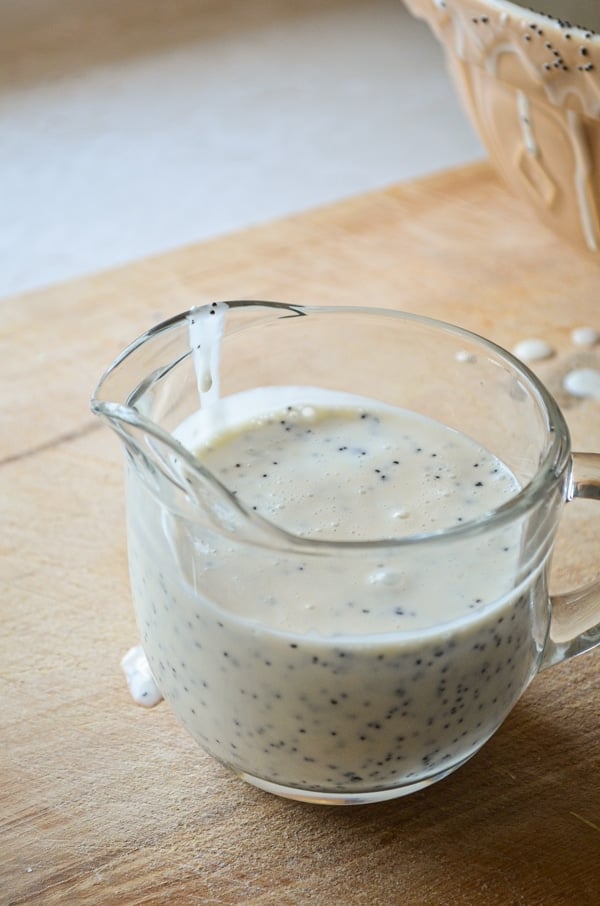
{"left": 91, "top": 301, "right": 571, "bottom": 552}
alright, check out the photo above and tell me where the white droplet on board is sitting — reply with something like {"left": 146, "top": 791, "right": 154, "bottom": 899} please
{"left": 563, "top": 368, "right": 600, "bottom": 399}
{"left": 571, "top": 326, "right": 599, "bottom": 347}
{"left": 512, "top": 338, "right": 554, "bottom": 362}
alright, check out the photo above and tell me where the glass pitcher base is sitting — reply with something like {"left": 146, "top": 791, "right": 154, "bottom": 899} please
{"left": 237, "top": 754, "right": 476, "bottom": 805}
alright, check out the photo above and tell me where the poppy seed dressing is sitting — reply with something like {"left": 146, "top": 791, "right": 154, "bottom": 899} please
{"left": 127, "top": 387, "right": 546, "bottom": 795}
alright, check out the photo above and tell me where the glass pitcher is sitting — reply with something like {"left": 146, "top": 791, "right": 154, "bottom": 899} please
{"left": 91, "top": 301, "right": 600, "bottom": 805}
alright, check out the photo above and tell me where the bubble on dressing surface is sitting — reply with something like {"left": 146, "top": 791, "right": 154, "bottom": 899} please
{"left": 571, "top": 326, "right": 599, "bottom": 347}
{"left": 512, "top": 338, "right": 555, "bottom": 363}
{"left": 563, "top": 367, "right": 600, "bottom": 399}
{"left": 121, "top": 645, "right": 164, "bottom": 707}
{"left": 367, "top": 568, "right": 408, "bottom": 589}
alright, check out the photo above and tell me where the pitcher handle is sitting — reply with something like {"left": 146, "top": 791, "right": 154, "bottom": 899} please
{"left": 540, "top": 452, "right": 600, "bottom": 669}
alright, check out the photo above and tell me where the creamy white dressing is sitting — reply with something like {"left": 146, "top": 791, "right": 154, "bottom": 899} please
{"left": 188, "top": 302, "right": 227, "bottom": 404}
{"left": 178, "top": 388, "right": 522, "bottom": 634}
{"left": 126, "top": 385, "right": 544, "bottom": 793}
{"left": 121, "top": 645, "right": 163, "bottom": 708}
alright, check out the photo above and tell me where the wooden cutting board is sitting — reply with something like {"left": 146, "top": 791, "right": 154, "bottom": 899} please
{"left": 1, "top": 162, "right": 599, "bottom": 906}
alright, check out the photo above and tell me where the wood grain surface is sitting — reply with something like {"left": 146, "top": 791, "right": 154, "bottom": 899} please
{"left": 1, "top": 162, "right": 599, "bottom": 905}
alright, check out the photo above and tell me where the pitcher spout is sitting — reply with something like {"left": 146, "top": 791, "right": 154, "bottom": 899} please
{"left": 90, "top": 306, "right": 286, "bottom": 544}
{"left": 90, "top": 397, "right": 186, "bottom": 490}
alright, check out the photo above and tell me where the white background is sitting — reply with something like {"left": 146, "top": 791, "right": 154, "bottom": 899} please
{"left": 0, "top": 0, "right": 483, "bottom": 299}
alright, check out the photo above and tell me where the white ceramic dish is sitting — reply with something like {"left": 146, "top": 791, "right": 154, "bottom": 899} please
{"left": 405, "top": 0, "right": 600, "bottom": 251}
